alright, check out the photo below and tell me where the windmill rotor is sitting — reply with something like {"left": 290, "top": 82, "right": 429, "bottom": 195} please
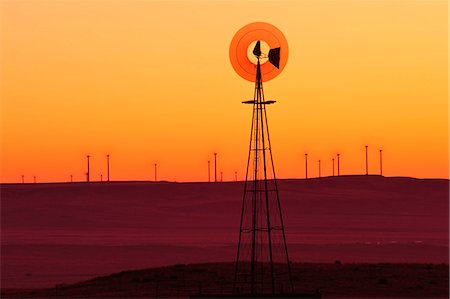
{"left": 229, "top": 22, "right": 288, "bottom": 82}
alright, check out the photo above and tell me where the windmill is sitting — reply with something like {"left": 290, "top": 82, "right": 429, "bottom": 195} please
{"left": 86, "top": 155, "right": 90, "bottom": 182}
{"left": 365, "top": 145, "right": 369, "bottom": 175}
{"left": 379, "top": 149, "right": 383, "bottom": 176}
{"left": 230, "top": 22, "right": 293, "bottom": 295}
{"left": 107, "top": 154, "right": 110, "bottom": 182}
{"left": 214, "top": 153, "right": 218, "bottom": 182}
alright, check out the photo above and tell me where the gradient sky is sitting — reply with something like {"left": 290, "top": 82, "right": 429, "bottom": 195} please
{"left": 1, "top": 0, "right": 448, "bottom": 183}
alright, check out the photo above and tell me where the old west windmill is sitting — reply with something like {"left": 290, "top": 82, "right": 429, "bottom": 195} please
{"left": 229, "top": 22, "right": 293, "bottom": 295}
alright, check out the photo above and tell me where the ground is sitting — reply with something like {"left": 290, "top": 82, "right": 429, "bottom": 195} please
{"left": 1, "top": 175, "right": 448, "bottom": 297}
{"left": 2, "top": 262, "right": 448, "bottom": 298}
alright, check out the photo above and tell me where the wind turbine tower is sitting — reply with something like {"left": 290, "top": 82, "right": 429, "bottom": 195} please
{"left": 365, "top": 145, "right": 369, "bottom": 175}
{"left": 86, "top": 155, "right": 90, "bottom": 182}
{"left": 107, "top": 154, "right": 110, "bottom": 182}
{"left": 337, "top": 153, "right": 341, "bottom": 176}
{"left": 380, "top": 149, "right": 383, "bottom": 176}
{"left": 305, "top": 153, "right": 308, "bottom": 179}
{"left": 318, "top": 160, "right": 321, "bottom": 178}
{"left": 214, "top": 153, "right": 217, "bottom": 182}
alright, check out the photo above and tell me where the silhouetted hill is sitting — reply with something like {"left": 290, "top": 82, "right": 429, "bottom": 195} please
{"left": 2, "top": 262, "right": 448, "bottom": 298}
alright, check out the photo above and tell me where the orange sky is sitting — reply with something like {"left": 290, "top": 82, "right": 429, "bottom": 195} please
{"left": 1, "top": 0, "right": 448, "bottom": 183}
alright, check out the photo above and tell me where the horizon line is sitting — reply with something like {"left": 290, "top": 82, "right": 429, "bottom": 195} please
{"left": 1, "top": 174, "right": 449, "bottom": 186}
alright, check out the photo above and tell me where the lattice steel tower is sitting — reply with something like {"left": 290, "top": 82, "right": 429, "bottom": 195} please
{"left": 232, "top": 36, "right": 293, "bottom": 295}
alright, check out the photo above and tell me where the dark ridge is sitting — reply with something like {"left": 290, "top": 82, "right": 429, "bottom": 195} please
{"left": 1, "top": 175, "right": 449, "bottom": 186}
{"left": 1, "top": 262, "right": 448, "bottom": 298}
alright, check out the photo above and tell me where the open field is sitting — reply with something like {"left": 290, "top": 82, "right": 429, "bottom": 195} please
{"left": 1, "top": 175, "right": 448, "bottom": 290}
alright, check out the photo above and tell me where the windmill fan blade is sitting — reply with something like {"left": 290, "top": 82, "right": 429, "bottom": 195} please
{"left": 268, "top": 47, "right": 280, "bottom": 68}
{"left": 253, "top": 40, "right": 261, "bottom": 57}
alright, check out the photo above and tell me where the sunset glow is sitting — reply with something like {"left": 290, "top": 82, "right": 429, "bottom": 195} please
{"left": 1, "top": 0, "right": 448, "bottom": 183}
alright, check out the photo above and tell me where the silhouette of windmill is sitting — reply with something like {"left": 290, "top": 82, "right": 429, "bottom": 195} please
{"left": 379, "top": 149, "right": 383, "bottom": 175}
{"left": 365, "top": 145, "right": 369, "bottom": 175}
{"left": 214, "top": 153, "right": 218, "bottom": 182}
{"left": 318, "top": 160, "right": 321, "bottom": 178}
{"left": 86, "top": 155, "right": 90, "bottom": 182}
{"left": 106, "top": 154, "right": 110, "bottom": 182}
{"left": 337, "top": 153, "right": 341, "bottom": 176}
{"left": 231, "top": 23, "right": 293, "bottom": 295}
{"left": 305, "top": 153, "right": 308, "bottom": 179}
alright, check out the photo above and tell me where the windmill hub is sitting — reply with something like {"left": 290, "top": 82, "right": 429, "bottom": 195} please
{"left": 247, "top": 40, "right": 270, "bottom": 64}
{"left": 229, "top": 22, "right": 289, "bottom": 82}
